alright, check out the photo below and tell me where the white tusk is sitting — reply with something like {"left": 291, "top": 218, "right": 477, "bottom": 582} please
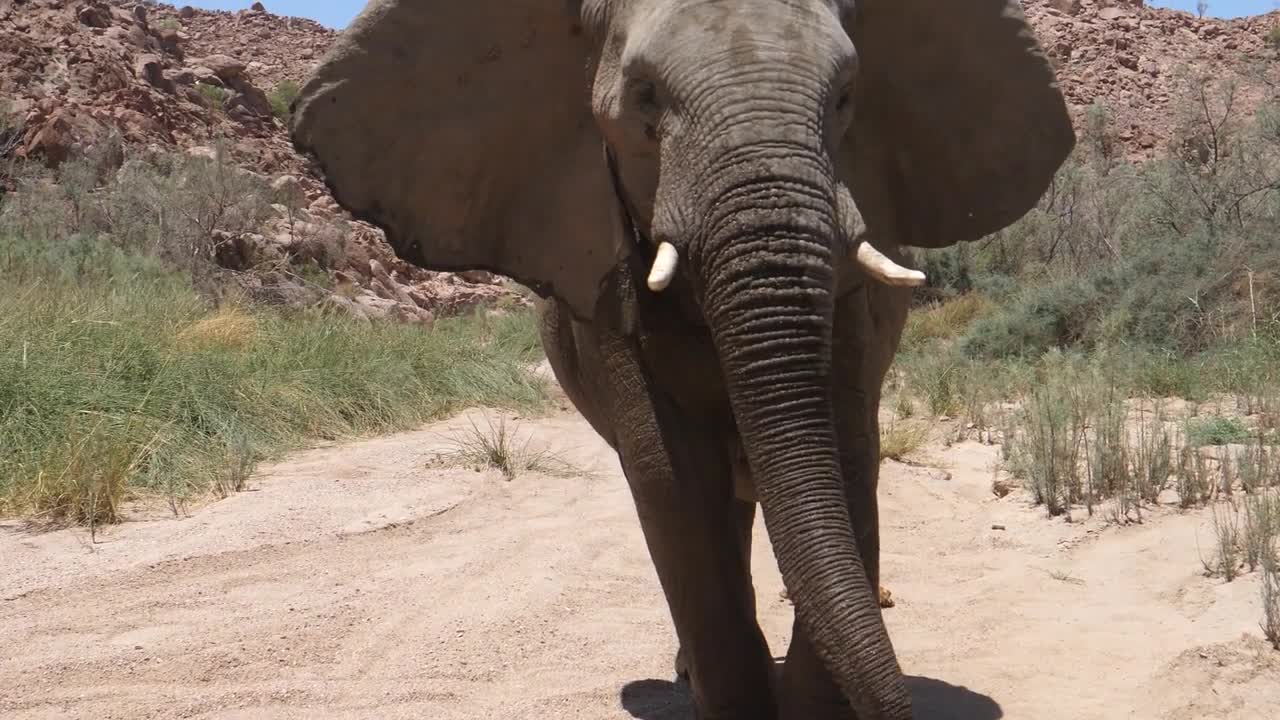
{"left": 854, "top": 241, "right": 927, "bottom": 287}
{"left": 647, "top": 242, "right": 679, "bottom": 292}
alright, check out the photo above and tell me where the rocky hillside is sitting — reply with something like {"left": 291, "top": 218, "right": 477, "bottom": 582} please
{"left": 1, "top": 0, "right": 1279, "bottom": 317}
{"left": 1028, "top": 0, "right": 1280, "bottom": 159}
{"left": 0, "top": 0, "right": 516, "bottom": 324}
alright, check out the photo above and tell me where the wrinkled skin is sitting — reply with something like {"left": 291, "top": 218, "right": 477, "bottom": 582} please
{"left": 290, "top": 1, "right": 1074, "bottom": 717}
{"left": 539, "top": 257, "right": 912, "bottom": 719}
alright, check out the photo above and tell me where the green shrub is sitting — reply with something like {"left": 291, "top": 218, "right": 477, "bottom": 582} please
{"left": 1185, "top": 416, "right": 1251, "bottom": 447}
{"left": 911, "top": 71, "right": 1280, "bottom": 363}
{"left": 900, "top": 293, "right": 992, "bottom": 353}
{"left": 1126, "top": 349, "right": 1207, "bottom": 401}
{"left": 959, "top": 277, "right": 1108, "bottom": 360}
{"left": 269, "top": 80, "right": 302, "bottom": 122}
{"left": 197, "top": 83, "right": 228, "bottom": 111}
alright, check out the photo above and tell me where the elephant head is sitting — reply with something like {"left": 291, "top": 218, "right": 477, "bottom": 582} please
{"left": 291, "top": 1, "right": 1073, "bottom": 717}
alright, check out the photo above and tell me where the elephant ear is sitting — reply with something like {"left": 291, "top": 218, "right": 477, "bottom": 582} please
{"left": 290, "top": 0, "right": 625, "bottom": 320}
{"left": 845, "top": 0, "right": 1076, "bottom": 249}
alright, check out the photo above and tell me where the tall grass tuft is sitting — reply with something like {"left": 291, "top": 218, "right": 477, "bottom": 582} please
{"left": 0, "top": 271, "right": 549, "bottom": 523}
{"left": 1006, "top": 353, "right": 1088, "bottom": 517}
{"left": 434, "top": 414, "right": 582, "bottom": 481}
{"left": 1243, "top": 489, "right": 1280, "bottom": 573}
{"left": 1205, "top": 501, "right": 1243, "bottom": 582}
{"left": 1263, "top": 557, "right": 1280, "bottom": 651}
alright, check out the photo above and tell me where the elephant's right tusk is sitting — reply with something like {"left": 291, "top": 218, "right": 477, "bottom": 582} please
{"left": 854, "top": 241, "right": 927, "bottom": 287}
{"left": 647, "top": 242, "right": 679, "bottom": 292}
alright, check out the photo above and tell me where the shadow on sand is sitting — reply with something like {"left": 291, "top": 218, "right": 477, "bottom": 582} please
{"left": 621, "top": 673, "right": 1002, "bottom": 720}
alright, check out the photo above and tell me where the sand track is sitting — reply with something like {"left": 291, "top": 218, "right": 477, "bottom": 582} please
{"left": 2, "top": 408, "right": 1276, "bottom": 719}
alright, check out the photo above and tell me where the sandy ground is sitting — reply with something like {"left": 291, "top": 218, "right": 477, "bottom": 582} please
{"left": 2, "top": 394, "right": 1278, "bottom": 719}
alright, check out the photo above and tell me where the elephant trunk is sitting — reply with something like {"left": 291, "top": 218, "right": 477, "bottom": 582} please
{"left": 694, "top": 169, "right": 912, "bottom": 719}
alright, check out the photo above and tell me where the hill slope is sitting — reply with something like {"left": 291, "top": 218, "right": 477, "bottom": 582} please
{"left": 2, "top": 0, "right": 1279, "bottom": 314}
{"left": 0, "top": 0, "right": 515, "bottom": 321}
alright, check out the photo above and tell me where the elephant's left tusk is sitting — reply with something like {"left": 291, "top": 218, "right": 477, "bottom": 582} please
{"left": 854, "top": 241, "right": 927, "bottom": 287}
{"left": 647, "top": 242, "right": 679, "bottom": 292}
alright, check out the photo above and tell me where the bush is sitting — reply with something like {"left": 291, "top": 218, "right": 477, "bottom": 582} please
{"left": 959, "top": 277, "right": 1106, "bottom": 359}
{"left": 999, "top": 352, "right": 1091, "bottom": 516}
{"left": 1125, "top": 349, "right": 1208, "bottom": 401}
{"left": 197, "top": 83, "right": 228, "bottom": 111}
{"left": 912, "top": 72, "right": 1280, "bottom": 362}
{"left": 900, "top": 293, "right": 992, "bottom": 353}
{"left": 269, "top": 80, "right": 302, "bottom": 122}
{"left": 1185, "top": 416, "right": 1251, "bottom": 447}
{"left": 2, "top": 139, "right": 275, "bottom": 286}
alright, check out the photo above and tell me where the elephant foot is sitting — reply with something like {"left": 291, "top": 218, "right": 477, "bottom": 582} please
{"left": 674, "top": 645, "right": 690, "bottom": 681}
{"left": 778, "top": 586, "right": 896, "bottom": 608}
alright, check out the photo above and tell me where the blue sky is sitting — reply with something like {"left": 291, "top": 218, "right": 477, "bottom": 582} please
{"left": 182, "top": 0, "right": 1279, "bottom": 29}
{"left": 182, "top": 1, "right": 362, "bottom": 29}
{"left": 1154, "top": 0, "right": 1278, "bottom": 16}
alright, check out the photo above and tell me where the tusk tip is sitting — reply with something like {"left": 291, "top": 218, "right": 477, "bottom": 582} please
{"left": 646, "top": 242, "right": 679, "bottom": 292}
{"left": 854, "top": 241, "right": 927, "bottom": 288}
{"left": 647, "top": 276, "right": 673, "bottom": 292}
{"left": 895, "top": 270, "right": 928, "bottom": 288}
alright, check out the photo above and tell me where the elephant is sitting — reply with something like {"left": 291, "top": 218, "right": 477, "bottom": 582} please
{"left": 289, "top": 1, "right": 1074, "bottom": 717}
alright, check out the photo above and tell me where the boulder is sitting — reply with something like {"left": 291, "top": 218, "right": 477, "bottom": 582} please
{"left": 198, "top": 54, "right": 246, "bottom": 82}
{"left": 135, "top": 54, "right": 168, "bottom": 90}
{"left": 77, "top": 5, "right": 110, "bottom": 28}
{"left": 23, "top": 110, "right": 75, "bottom": 167}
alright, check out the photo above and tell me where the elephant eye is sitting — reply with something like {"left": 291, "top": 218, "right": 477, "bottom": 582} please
{"left": 835, "top": 88, "right": 852, "bottom": 113}
{"left": 624, "top": 78, "right": 662, "bottom": 142}
{"left": 628, "top": 78, "right": 660, "bottom": 112}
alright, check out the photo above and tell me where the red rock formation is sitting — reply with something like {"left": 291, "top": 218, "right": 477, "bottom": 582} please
{"left": 0, "top": 0, "right": 518, "bottom": 322}
{"left": 3, "top": 0, "right": 1280, "bottom": 319}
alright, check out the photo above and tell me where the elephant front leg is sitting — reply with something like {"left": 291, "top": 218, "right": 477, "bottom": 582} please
{"left": 674, "top": 498, "right": 761, "bottom": 684}
{"left": 593, "top": 339, "right": 776, "bottom": 718}
{"left": 619, "top": 432, "right": 777, "bottom": 720}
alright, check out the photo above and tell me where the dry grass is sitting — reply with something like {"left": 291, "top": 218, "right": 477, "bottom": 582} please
{"left": 1201, "top": 488, "right": 1279, "bottom": 591}
{"left": 433, "top": 414, "right": 583, "bottom": 481}
{"left": 1204, "top": 500, "right": 1244, "bottom": 582}
{"left": 0, "top": 139, "right": 553, "bottom": 525}
{"left": 880, "top": 419, "right": 931, "bottom": 462}
{"left": 902, "top": 293, "right": 993, "bottom": 352}
{"left": 173, "top": 304, "right": 258, "bottom": 352}
{"left": 1263, "top": 557, "right": 1280, "bottom": 650}
{"left": 0, "top": 270, "right": 551, "bottom": 524}
{"left": 1243, "top": 489, "right": 1280, "bottom": 573}
{"left": 21, "top": 419, "right": 139, "bottom": 530}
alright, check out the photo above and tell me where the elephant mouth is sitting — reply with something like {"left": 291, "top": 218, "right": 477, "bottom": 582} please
{"left": 603, "top": 142, "right": 926, "bottom": 298}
